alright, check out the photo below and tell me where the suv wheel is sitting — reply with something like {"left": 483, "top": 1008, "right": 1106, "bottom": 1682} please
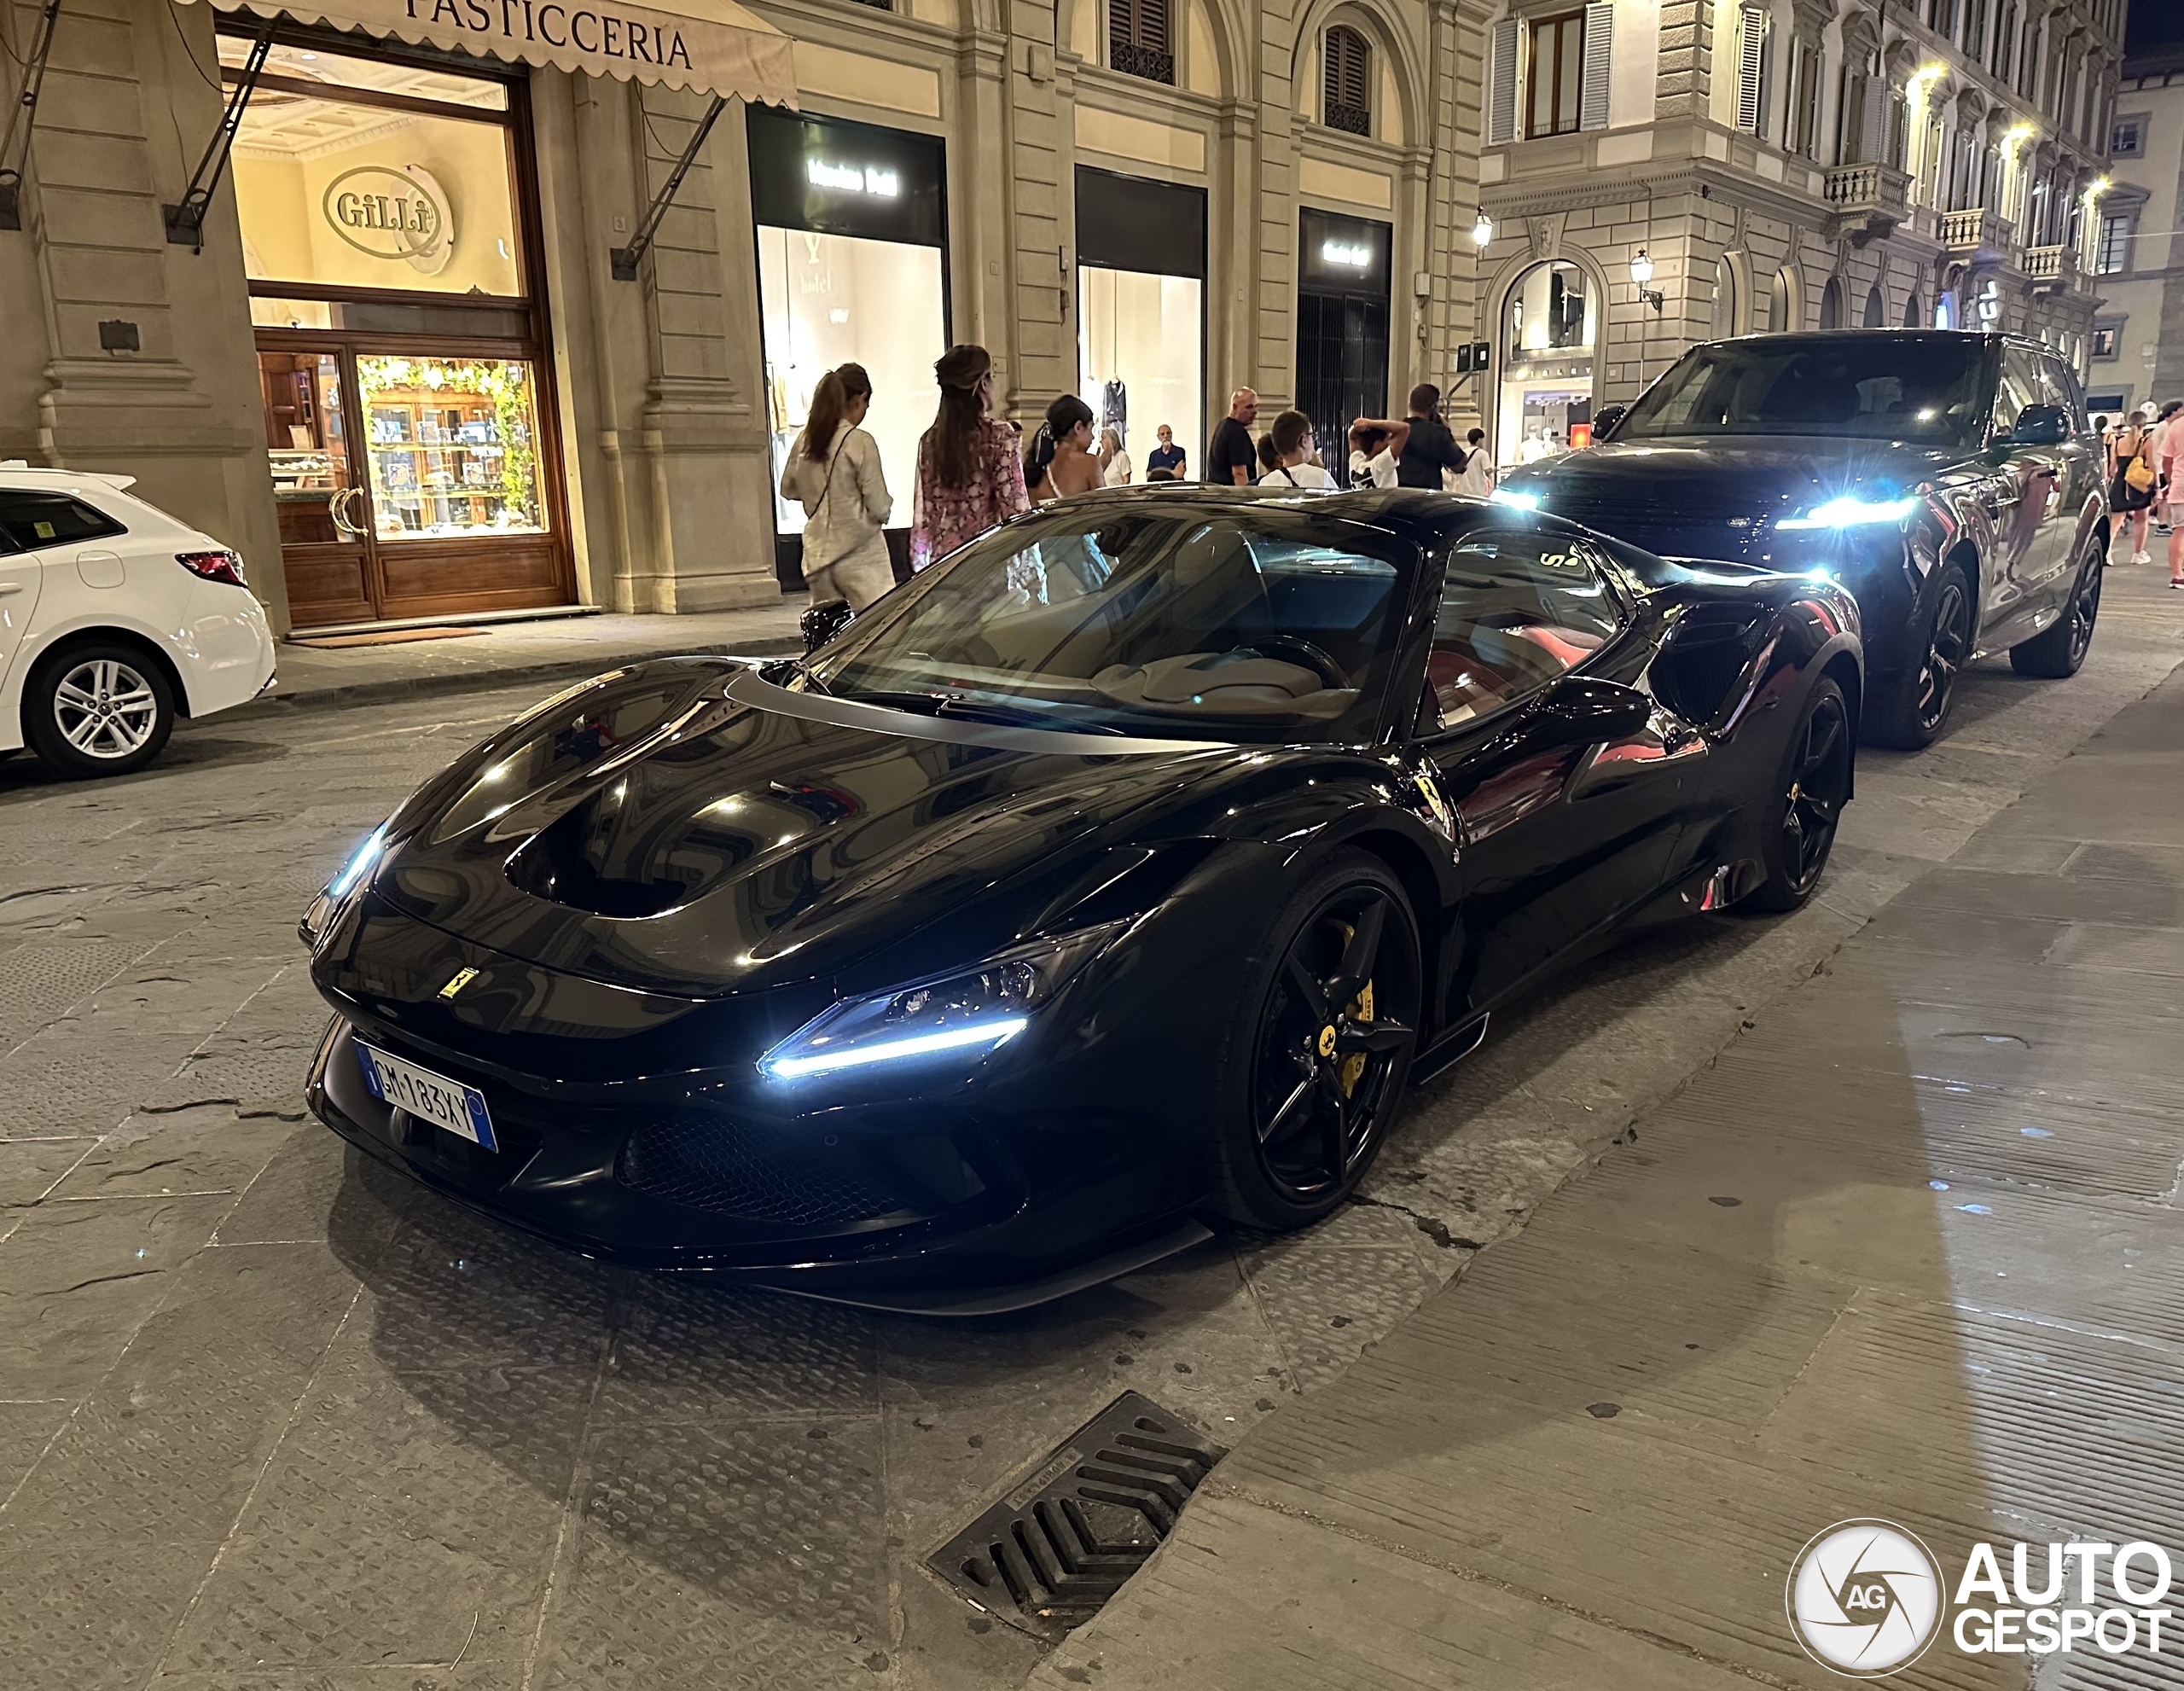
{"left": 23, "top": 642, "right": 176, "bottom": 778}
{"left": 1868, "top": 563, "right": 1972, "bottom": 750}
{"left": 2008, "top": 533, "right": 2103, "bottom": 679}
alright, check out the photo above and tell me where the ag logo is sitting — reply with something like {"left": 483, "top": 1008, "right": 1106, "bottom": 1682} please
{"left": 1786, "top": 1520, "right": 1945, "bottom": 1677}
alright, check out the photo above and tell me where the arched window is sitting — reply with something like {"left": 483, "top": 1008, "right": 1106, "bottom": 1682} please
{"left": 1769, "top": 266, "right": 1794, "bottom": 331}
{"left": 1862, "top": 285, "right": 1886, "bottom": 326}
{"left": 1819, "top": 276, "right": 1844, "bottom": 328}
{"left": 1902, "top": 289, "right": 1924, "bottom": 327}
{"left": 1711, "top": 258, "right": 1740, "bottom": 337}
{"left": 1323, "top": 25, "right": 1373, "bottom": 135}
{"left": 1110, "top": 0, "right": 1175, "bottom": 84}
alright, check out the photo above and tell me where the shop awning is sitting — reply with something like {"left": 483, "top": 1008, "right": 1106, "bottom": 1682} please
{"left": 184, "top": 0, "right": 798, "bottom": 107}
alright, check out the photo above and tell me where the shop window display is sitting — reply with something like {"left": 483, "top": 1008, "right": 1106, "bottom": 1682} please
{"left": 1077, "top": 269, "right": 1203, "bottom": 484}
{"left": 226, "top": 47, "right": 523, "bottom": 301}
{"left": 355, "top": 356, "right": 547, "bottom": 540}
{"left": 758, "top": 228, "right": 944, "bottom": 538}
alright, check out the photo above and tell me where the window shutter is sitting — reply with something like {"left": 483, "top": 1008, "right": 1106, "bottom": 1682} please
{"left": 1736, "top": 5, "right": 1766, "bottom": 134}
{"left": 1109, "top": 0, "right": 1131, "bottom": 63}
{"left": 1489, "top": 17, "right": 1519, "bottom": 144}
{"left": 1323, "top": 25, "right": 1371, "bottom": 131}
{"left": 1579, "top": 1, "right": 1613, "bottom": 131}
{"left": 1140, "top": 0, "right": 1168, "bottom": 55}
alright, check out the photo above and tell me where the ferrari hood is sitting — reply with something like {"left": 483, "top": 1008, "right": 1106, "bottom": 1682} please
{"left": 364, "top": 660, "right": 1238, "bottom": 997}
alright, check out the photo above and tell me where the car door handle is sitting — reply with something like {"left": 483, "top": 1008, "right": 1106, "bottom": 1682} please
{"left": 0, "top": 582, "right": 22, "bottom": 596}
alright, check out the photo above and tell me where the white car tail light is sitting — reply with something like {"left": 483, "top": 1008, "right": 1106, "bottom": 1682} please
{"left": 177, "top": 549, "right": 247, "bottom": 587}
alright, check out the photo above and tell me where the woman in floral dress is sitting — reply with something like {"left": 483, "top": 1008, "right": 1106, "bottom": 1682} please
{"left": 909, "top": 345, "right": 1030, "bottom": 571}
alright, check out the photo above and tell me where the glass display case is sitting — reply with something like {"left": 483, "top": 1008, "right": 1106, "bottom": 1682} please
{"left": 354, "top": 355, "right": 547, "bottom": 540}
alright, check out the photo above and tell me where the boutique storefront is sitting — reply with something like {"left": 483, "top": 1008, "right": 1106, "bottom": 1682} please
{"left": 1074, "top": 166, "right": 1205, "bottom": 483}
{"left": 1495, "top": 259, "right": 1596, "bottom": 468}
{"left": 1294, "top": 207, "right": 1391, "bottom": 464}
{"left": 751, "top": 105, "right": 947, "bottom": 590}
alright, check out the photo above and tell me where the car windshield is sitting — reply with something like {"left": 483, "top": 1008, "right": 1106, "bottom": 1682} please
{"left": 1617, "top": 338, "right": 1990, "bottom": 446}
{"left": 808, "top": 503, "right": 1419, "bottom": 744}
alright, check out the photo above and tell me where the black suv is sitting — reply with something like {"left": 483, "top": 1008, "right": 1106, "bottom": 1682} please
{"left": 1499, "top": 331, "right": 2106, "bottom": 747}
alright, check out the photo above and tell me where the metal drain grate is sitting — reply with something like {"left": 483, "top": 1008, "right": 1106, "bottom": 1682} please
{"left": 928, "top": 1391, "right": 1227, "bottom": 1640}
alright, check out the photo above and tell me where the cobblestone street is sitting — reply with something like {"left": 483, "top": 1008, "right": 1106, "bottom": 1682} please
{"left": 2, "top": 572, "right": 2178, "bottom": 1691}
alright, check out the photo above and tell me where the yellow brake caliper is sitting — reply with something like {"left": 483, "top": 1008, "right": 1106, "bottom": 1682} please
{"left": 1331, "top": 919, "right": 1373, "bottom": 1095}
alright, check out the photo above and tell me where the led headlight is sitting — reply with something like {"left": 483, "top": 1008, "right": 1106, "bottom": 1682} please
{"left": 759, "top": 921, "right": 1128, "bottom": 1082}
{"left": 1776, "top": 494, "right": 1918, "bottom": 531}
{"left": 299, "top": 822, "right": 392, "bottom": 950}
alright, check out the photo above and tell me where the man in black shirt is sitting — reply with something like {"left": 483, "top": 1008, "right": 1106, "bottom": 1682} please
{"left": 1206, "top": 387, "right": 1260, "bottom": 486}
{"left": 1394, "top": 383, "right": 1467, "bottom": 489}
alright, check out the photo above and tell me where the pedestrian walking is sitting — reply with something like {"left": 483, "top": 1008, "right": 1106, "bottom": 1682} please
{"left": 1207, "top": 388, "right": 1260, "bottom": 486}
{"left": 1346, "top": 417, "right": 1408, "bottom": 488}
{"left": 1256, "top": 410, "right": 1338, "bottom": 489}
{"left": 2152, "top": 398, "right": 2184, "bottom": 589}
{"left": 1453, "top": 428, "right": 1495, "bottom": 497}
{"left": 779, "top": 363, "right": 894, "bottom": 609}
{"left": 1393, "top": 384, "right": 1467, "bottom": 489}
{"left": 909, "top": 344, "right": 1030, "bottom": 571}
{"left": 1025, "top": 395, "right": 1103, "bottom": 501}
{"left": 2108, "top": 406, "right": 2158, "bottom": 566}
{"left": 1098, "top": 426, "right": 1133, "bottom": 486}
{"left": 1146, "top": 424, "right": 1187, "bottom": 480}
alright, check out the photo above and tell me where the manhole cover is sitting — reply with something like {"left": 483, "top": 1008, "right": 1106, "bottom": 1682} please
{"left": 929, "top": 1391, "right": 1227, "bottom": 1640}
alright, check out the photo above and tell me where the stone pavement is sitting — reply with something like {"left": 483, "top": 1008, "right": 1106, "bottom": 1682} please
{"left": 0, "top": 569, "right": 2175, "bottom": 1691}
{"left": 1030, "top": 653, "right": 2184, "bottom": 1683}
{"left": 260, "top": 603, "right": 805, "bottom": 715}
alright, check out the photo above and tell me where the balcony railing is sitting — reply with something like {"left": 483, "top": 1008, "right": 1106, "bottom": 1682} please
{"left": 1822, "top": 162, "right": 1911, "bottom": 240}
{"left": 1941, "top": 207, "right": 2013, "bottom": 260}
{"left": 2024, "top": 245, "right": 2081, "bottom": 292}
{"left": 1325, "top": 102, "right": 1372, "bottom": 137}
{"left": 1110, "top": 42, "right": 1175, "bottom": 84}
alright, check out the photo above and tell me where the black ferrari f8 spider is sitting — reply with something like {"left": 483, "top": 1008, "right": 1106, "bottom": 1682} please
{"left": 300, "top": 489, "right": 1861, "bottom": 1311}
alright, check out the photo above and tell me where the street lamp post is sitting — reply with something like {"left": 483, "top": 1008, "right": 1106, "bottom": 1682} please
{"left": 1631, "top": 248, "right": 1664, "bottom": 386}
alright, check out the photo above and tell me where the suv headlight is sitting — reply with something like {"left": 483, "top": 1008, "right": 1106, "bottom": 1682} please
{"left": 1776, "top": 494, "right": 1917, "bottom": 531}
{"left": 758, "top": 921, "right": 1128, "bottom": 1082}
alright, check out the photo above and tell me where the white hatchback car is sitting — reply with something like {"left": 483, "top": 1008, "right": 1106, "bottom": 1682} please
{"left": 1, "top": 465, "right": 276, "bottom": 778}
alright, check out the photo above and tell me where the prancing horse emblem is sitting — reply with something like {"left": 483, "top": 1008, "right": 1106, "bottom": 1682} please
{"left": 439, "top": 967, "right": 480, "bottom": 1000}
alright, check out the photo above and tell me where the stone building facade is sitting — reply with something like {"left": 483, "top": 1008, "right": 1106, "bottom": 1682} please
{"left": 2084, "top": 35, "right": 2184, "bottom": 418}
{"left": 0, "top": 0, "right": 1497, "bottom": 634}
{"left": 1472, "top": 0, "right": 2124, "bottom": 463}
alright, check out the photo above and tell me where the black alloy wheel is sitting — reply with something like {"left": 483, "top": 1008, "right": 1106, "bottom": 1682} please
{"left": 1914, "top": 573, "right": 1971, "bottom": 735}
{"left": 1869, "top": 564, "right": 1972, "bottom": 749}
{"left": 1209, "top": 853, "right": 1422, "bottom": 1228}
{"left": 2009, "top": 538, "right": 2104, "bottom": 678}
{"left": 1744, "top": 677, "right": 1852, "bottom": 913}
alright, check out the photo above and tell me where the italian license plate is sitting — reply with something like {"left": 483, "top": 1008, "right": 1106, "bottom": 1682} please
{"left": 354, "top": 1038, "right": 497, "bottom": 1151}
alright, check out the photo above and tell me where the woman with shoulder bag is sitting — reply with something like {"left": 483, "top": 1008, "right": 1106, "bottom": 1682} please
{"left": 2109, "top": 407, "right": 2157, "bottom": 566}
{"left": 780, "top": 363, "right": 895, "bottom": 609}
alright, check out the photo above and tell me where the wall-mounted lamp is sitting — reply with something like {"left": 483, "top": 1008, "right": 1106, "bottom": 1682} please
{"left": 1472, "top": 212, "right": 1493, "bottom": 250}
{"left": 1631, "top": 248, "right": 1664, "bottom": 312}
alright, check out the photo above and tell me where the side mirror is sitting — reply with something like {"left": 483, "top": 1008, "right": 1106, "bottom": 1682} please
{"left": 1526, "top": 675, "right": 1652, "bottom": 749}
{"left": 800, "top": 599, "right": 855, "bottom": 654}
{"left": 2004, "top": 404, "right": 2068, "bottom": 448}
{"left": 1590, "top": 404, "right": 1629, "bottom": 442}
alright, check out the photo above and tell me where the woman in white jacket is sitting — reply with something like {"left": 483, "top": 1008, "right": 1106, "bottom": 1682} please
{"left": 780, "top": 363, "right": 895, "bottom": 609}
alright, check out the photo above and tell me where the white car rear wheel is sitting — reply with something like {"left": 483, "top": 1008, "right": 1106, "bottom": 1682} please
{"left": 24, "top": 642, "right": 176, "bottom": 778}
